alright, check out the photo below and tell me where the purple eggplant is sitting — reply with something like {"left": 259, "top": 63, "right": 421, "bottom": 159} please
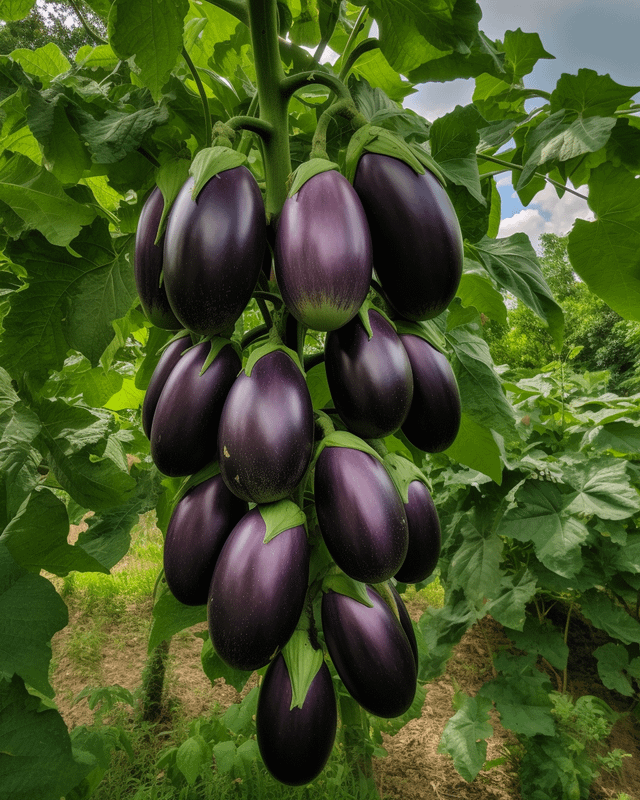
{"left": 321, "top": 586, "right": 417, "bottom": 718}
{"left": 207, "top": 507, "right": 309, "bottom": 671}
{"left": 163, "top": 475, "right": 248, "bottom": 606}
{"left": 324, "top": 309, "right": 413, "bottom": 439}
{"left": 274, "top": 170, "right": 372, "bottom": 331}
{"left": 399, "top": 334, "right": 461, "bottom": 453}
{"left": 353, "top": 154, "right": 463, "bottom": 321}
{"left": 141, "top": 336, "right": 191, "bottom": 438}
{"left": 389, "top": 583, "right": 418, "bottom": 669}
{"left": 257, "top": 654, "right": 337, "bottom": 785}
{"left": 395, "top": 480, "right": 441, "bottom": 584}
{"left": 218, "top": 350, "right": 314, "bottom": 504}
{"left": 163, "top": 168, "right": 266, "bottom": 336}
{"left": 150, "top": 341, "right": 240, "bottom": 477}
{"left": 314, "top": 446, "right": 408, "bottom": 584}
{"left": 134, "top": 187, "right": 182, "bottom": 331}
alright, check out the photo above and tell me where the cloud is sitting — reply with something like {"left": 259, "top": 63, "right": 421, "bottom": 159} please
{"left": 498, "top": 182, "right": 594, "bottom": 246}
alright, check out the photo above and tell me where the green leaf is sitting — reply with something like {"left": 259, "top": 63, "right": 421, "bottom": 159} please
{"left": 549, "top": 69, "right": 640, "bottom": 118}
{"left": 506, "top": 616, "right": 568, "bottom": 670}
{"left": 10, "top": 43, "right": 70, "bottom": 84}
{"left": 0, "top": 542, "right": 68, "bottom": 697}
{"left": 449, "top": 514, "right": 503, "bottom": 603}
{"left": 0, "top": 222, "right": 138, "bottom": 382}
{"left": 351, "top": 47, "right": 415, "bottom": 102}
{"left": 438, "top": 692, "right": 493, "bottom": 782}
{"left": 479, "top": 653, "right": 555, "bottom": 737}
{"left": 0, "top": 488, "right": 108, "bottom": 577}
{"left": 580, "top": 590, "right": 640, "bottom": 646}
{"left": 587, "top": 420, "right": 640, "bottom": 455}
{"left": 567, "top": 163, "right": 640, "bottom": 321}
{"left": 472, "top": 73, "right": 530, "bottom": 121}
{"left": 148, "top": 589, "right": 207, "bottom": 653}
{"left": 408, "top": 30, "right": 505, "bottom": 85}
{"left": 189, "top": 146, "right": 248, "bottom": 200}
{"left": 79, "top": 105, "right": 170, "bottom": 165}
{"left": 259, "top": 499, "right": 306, "bottom": 544}
{"left": 593, "top": 642, "right": 637, "bottom": 697}
{"left": 466, "top": 234, "right": 564, "bottom": 347}
{"left": 561, "top": 455, "right": 640, "bottom": 520}
{"left": 446, "top": 326, "right": 517, "bottom": 440}
{"left": 0, "top": 0, "right": 35, "bottom": 22}
{"left": 176, "top": 735, "right": 211, "bottom": 785}
{"left": 0, "top": 154, "right": 95, "bottom": 246}
{"left": 444, "top": 413, "right": 504, "bottom": 483}
{"left": 201, "top": 637, "right": 252, "bottom": 693}
{"left": 305, "top": 361, "right": 332, "bottom": 410}
{"left": 430, "top": 105, "right": 483, "bottom": 202}
{"left": 109, "top": 0, "right": 190, "bottom": 101}
{"left": 0, "top": 675, "right": 91, "bottom": 799}
{"left": 456, "top": 269, "right": 508, "bottom": 325}
{"left": 498, "top": 480, "right": 590, "bottom": 578}
{"left": 484, "top": 569, "right": 538, "bottom": 631}
{"left": 502, "top": 28, "right": 554, "bottom": 81}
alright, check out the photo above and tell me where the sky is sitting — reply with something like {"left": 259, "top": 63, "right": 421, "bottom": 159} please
{"left": 403, "top": 0, "right": 640, "bottom": 246}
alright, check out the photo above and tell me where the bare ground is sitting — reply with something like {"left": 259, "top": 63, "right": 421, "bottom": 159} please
{"left": 50, "top": 591, "right": 640, "bottom": 800}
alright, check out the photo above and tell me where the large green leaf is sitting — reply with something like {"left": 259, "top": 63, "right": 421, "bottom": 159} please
{"left": 0, "top": 542, "right": 68, "bottom": 696}
{"left": 78, "top": 105, "right": 170, "bottom": 165}
{"left": 506, "top": 616, "right": 568, "bottom": 670}
{"left": 408, "top": 30, "right": 505, "bottom": 85}
{"left": 561, "top": 455, "right": 640, "bottom": 520}
{"left": 430, "top": 104, "right": 484, "bottom": 202}
{"left": 10, "top": 43, "right": 70, "bottom": 84}
{"left": 0, "top": 0, "right": 35, "bottom": 22}
{"left": 466, "top": 234, "right": 564, "bottom": 347}
{"left": 0, "top": 222, "right": 138, "bottom": 382}
{"left": 0, "top": 154, "right": 96, "bottom": 246}
{"left": 567, "top": 163, "right": 640, "bottom": 321}
{"left": 484, "top": 569, "right": 538, "bottom": 631}
{"left": 502, "top": 28, "right": 554, "bottom": 81}
{"left": 352, "top": 48, "right": 415, "bottom": 102}
{"left": 456, "top": 268, "right": 508, "bottom": 324}
{"left": 549, "top": 69, "right": 640, "bottom": 118}
{"left": 498, "top": 480, "right": 590, "bottom": 578}
{"left": 443, "top": 412, "right": 504, "bottom": 483}
{"left": 580, "top": 590, "right": 640, "bottom": 646}
{"left": 593, "top": 642, "right": 640, "bottom": 697}
{"left": 438, "top": 693, "right": 493, "bottom": 782}
{"left": 148, "top": 589, "right": 207, "bottom": 652}
{"left": 448, "top": 514, "right": 503, "bottom": 603}
{"left": 446, "top": 326, "right": 517, "bottom": 439}
{"left": 0, "top": 488, "right": 108, "bottom": 576}
{"left": 0, "top": 674, "right": 89, "bottom": 800}
{"left": 109, "top": 0, "right": 190, "bottom": 100}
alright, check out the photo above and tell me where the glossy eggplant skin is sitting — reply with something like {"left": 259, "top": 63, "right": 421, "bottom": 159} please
{"left": 163, "top": 168, "right": 266, "bottom": 336}
{"left": 395, "top": 480, "right": 441, "bottom": 584}
{"left": 218, "top": 350, "right": 314, "bottom": 504}
{"left": 207, "top": 508, "right": 309, "bottom": 671}
{"left": 353, "top": 153, "right": 463, "bottom": 321}
{"left": 134, "top": 187, "right": 182, "bottom": 330}
{"left": 275, "top": 170, "right": 372, "bottom": 332}
{"left": 163, "top": 475, "right": 248, "bottom": 606}
{"left": 325, "top": 309, "right": 413, "bottom": 439}
{"left": 150, "top": 341, "right": 241, "bottom": 477}
{"left": 400, "top": 334, "right": 461, "bottom": 453}
{"left": 141, "top": 336, "right": 190, "bottom": 438}
{"left": 321, "top": 586, "right": 417, "bottom": 718}
{"left": 257, "top": 654, "right": 337, "bottom": 786}
{"left": 389, "top": 583, "right": 419, "bottom": 669}
{"left": 314, "top": 446, "right": 408, "bottom": 584}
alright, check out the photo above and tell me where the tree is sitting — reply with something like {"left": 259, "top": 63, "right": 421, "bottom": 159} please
{"left": 0, "top": 1, "right": 104, "bottom": 55}
{"left": 0, "top": 1, "right": 639, "bottom": 797}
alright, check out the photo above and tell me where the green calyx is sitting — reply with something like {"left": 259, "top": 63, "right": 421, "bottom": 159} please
{"left": 281, "top": 629, "right": 324, "bottom": 710}
{"left": 258, "top": 498, "right": 306, "bottom": 544}
{"left": 189, "top": 146, "right": 249, "bottom": 201}
{"left": 321, "top": 568, "right": 374, "bottom": 609}
{"left": 382, "top": 452, "right": 431, "bottom": 505}
{"left": 394, "top": 318, "right": 447, "bottom": 354}
{"left": 286, "top": 158, "right": 340, "bottom": 198}
{"left": 199, "top": 336, "right": 241, "bottom": 376}
{"left": 345, "top": 124, "right": 445, "bottom": 186}
{"left": 242, "top": 335, "right": 304, "bottom": 377}
{"left": 153, "top": 158, "right": 191, "bottom": 244}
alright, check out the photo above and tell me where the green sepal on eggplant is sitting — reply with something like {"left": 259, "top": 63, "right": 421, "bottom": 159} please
{"left": 321, "top": 567, "right": 374, "bottom": 608}
{"left": 281, "top": 628, "right": 324, "bottom": 710}
{"left": 345, "top": 124, "right": 445, "bottom": 186}
{"left": 259, "top": 499, "right": 307, "bottom": 545}
{"left": 382, "top": 452, "right": 431, "bottom": 505}
{"left": 287, "top": 158, "right": 341, "bottom": 198}
{"left": 189, "top": 146, "right": 249, "bottom": 201}
{"left": 393, "top": 318, "right": 448, "bottom": 354}
{"left": 154, "top": 158, "right": 191, "bottom": 244}
{"left": 243, "top": 336, "right": 304, "bottom": 377}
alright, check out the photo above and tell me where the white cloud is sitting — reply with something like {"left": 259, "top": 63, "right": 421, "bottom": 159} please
{"left": 498, "top": 181, "right": 594, "bottom": 247}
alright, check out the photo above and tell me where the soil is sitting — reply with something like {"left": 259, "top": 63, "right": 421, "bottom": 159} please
{"left": 50, "top": 594, "right": 640, "bottom": 800}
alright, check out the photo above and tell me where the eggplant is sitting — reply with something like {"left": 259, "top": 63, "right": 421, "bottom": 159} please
{"left": 394, "top": 480, "right": 441, "bottom": 584}
{"left": 274, "top": 170, "right": 372, "bottom": 331}
{"left": 207, "top": 507, "right": 309, "bottom": 671}
{"left": 150, "top": 341, "right": 240, "bottom": 477}
{"left": 314, "top": 446, "right": 408, "bottom": 584}
{"left": 134, "top": 186, "right": 182, "bottom": 330}
{"left": 163, "top": 168, "right": 266, "bottom": 336}
{"left": 218, "top": 350, "right": 314, "bottom": 504}
{"left": 257, "top": 654, "right": 337, "bottom": 785}
{"left": 353, "top": 153, "right": 463, "bottom": 321}
{"left": 324, "top": 309, "right": 413, "bottom": 439}
{"left": 163, "top": 475, "right": 248, "bottom": 606}
{"left": 389, "top": 583, "right": 418, "bottom": 669}
{"left": 321, "top": 586, "right": 417, "bottom": 718}
{"left": 399, "top": 334, "right": 461, "bottom": 453}
{"left": 141, "top": 336, "right": 190, "bottom": 438}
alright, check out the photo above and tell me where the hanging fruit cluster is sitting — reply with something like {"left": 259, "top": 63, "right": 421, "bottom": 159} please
{"left": 134, "top": 115, "right": 462, "bottom": 786}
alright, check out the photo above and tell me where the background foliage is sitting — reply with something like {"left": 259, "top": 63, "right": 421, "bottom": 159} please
{"left": 0, "top": 1, "right": 638, "bottom": 798}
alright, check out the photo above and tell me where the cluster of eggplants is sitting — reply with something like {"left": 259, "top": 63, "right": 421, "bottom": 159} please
{"left": 133, "top": 149, "right": 463, "bottom": 786}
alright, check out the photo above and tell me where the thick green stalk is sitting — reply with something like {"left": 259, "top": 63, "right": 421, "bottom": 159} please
{"left": 247, "top": 0, "right": 292, "bottom": 217}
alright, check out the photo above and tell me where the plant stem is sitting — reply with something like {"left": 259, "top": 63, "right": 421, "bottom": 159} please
{"left": 339, "top": 38, "right": 379, "bottom": 82}
{"left": 311, "top": 97, "right": 368, "bottom": 159}
{"left": 182, "top": 48, "right": 213, "bottom": 148}
{"left": 477, "top": 153, "right": 589, "bottom": 202}
{"left": 203, "top": 0, "right": 249, "bottom": 26}
{"left": 280, "top": 70, "right": 353, "bottom": 103}
{"left": 247, "top": 0, "right": 292, "bottom": 218}
{"left": 68, "top": 0, "right": 108, "bottom": 45}
{"left": 562, "top": 602, "right": 574, "bottom": 693}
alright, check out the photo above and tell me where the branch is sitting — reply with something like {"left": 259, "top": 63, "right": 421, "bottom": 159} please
{"left": 338, "top": 38, "right": 379, "bottom": 82}
{"left": 182, "top": 48, "right": 213, "bottom": 148}
{"left": 68, "top": 0, "right": 108, "bottom": 45}
{"left": 280, "top": 70, "right": 352, "bottom": 103}
{"left": 201, "top": 0, "right": 249, "bottom": 27}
